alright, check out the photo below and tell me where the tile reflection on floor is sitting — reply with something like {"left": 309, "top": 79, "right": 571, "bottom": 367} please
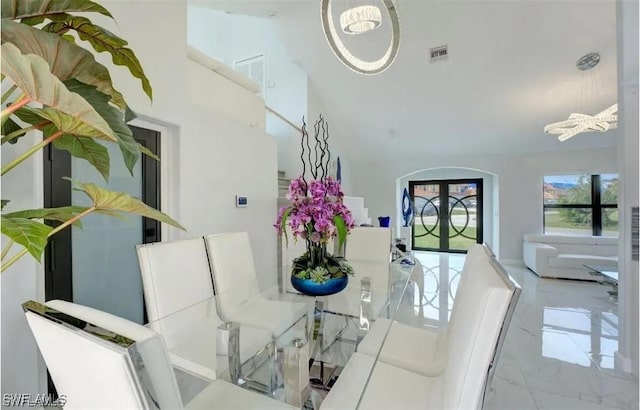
{"left": 408, "top": 252, "right": 639, "bottom": 410}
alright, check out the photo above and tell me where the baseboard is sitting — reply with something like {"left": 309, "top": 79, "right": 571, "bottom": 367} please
{"left": 499, "top": 259, "right": 525, "bottom": 267}
{"left": 615, "top": 351, "right": 633, "bottom": 373}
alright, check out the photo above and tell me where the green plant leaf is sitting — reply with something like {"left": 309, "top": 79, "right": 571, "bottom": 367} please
{"left": 13, "top": 106, "right": 49, "bottom": 125}
{"left": 60, "top": 34, "right": 76, "bottom": 44}
{"left": 52, "top": 134, "right": 110, "bottom": 181}
{"left": 137, "top": 143, "right": 159, "bottom": 161}
{"left": 1, "top": 117, "right": 23, "bottom": 144}
{"left": 28, "top": 107, "right": 120, "bottom": 142}
{"left": 6, "top": 107, "right": 53, "bottom": 144}
{"left": 0, "top": 43, "right": 118, "bottom": 142}
{"left": 62, "top": 79, "right": 139, "bottom": 174}
{"left": 2, "top": 0, "right": 112, "bottom": 20}
{"left": 0, "top": 216, "right": 53, "bottom": 261}
{"left": 3, "top": 206, "right": 90, "bottom": 227}
{"left": 1, "top": 20, "right": 126, "bottom": 108}
{"left": 280, "top": 207, "right": 293, "bottom": 246}
{"left": 124, "top": 106, "right": 137, "bottom": 123}
{"left": 42, "top": 15, "right": 153, "bottom": 100}
{"left": 66, "top": 179, "right": 186, "bottom": 231}
{"left": 20, "top": 16, "right": 47, "bottom": 26}
{"left": 333, "top": 215, "right": 347, "bottom": 249}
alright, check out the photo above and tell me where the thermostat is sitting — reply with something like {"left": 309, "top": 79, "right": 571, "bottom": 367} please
{"left": 236, "top": 196, "right": 248, "bottom": 208}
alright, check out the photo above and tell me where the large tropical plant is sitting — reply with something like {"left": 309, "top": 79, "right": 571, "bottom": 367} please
{"left": 0, "top": 0, "right": 184, "bottom": 273}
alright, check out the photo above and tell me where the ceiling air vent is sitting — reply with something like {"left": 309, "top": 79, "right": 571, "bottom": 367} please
{"left": 429, "top": 46, "right": 448, "bottom": 63}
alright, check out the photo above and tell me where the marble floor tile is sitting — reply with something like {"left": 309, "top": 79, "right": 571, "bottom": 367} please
{"left": 494, "top": 357, "right": 528, "bottom": 388}
{"left": 587, "top": 371, "right": 640, "bottom": 410}
{"left": 411, "top": 252, "right": 639, "bottom": 410}
{"left": 530, "top": 390, "right": 623, "bottom": 410}
{"left": 485, "top": 377, "right": 538, "bottom": 410}
{"left": 519, "top": 356, "right": 602, "bottom": 400}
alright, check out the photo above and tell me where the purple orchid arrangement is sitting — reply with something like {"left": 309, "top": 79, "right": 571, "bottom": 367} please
{"left": 275, "top": 176, "right": 354, "bottom": 246}
{"left": 274, "top": 115, "right": 355, "bottom": 284}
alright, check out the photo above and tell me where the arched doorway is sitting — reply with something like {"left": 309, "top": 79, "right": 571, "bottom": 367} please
{"left": 410, "top": 178, "right": 483, "bottom": 252}
{"left": 397, "top": 167, "right": 499, "bottom": 255}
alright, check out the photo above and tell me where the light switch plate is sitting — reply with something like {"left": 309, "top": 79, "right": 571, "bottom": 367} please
{"left": 236, "top": 196, "right": 248, "bottom": 208}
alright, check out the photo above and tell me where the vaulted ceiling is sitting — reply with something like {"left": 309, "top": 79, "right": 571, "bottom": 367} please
{"left": 193, "top": 0, "right": 618, "bottom": 162}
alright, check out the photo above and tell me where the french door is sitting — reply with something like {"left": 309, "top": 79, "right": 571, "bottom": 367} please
{"left": 44, "top": 125, "right": 160, "bottom": 324}
{"left": 409, "top": 179, "right": 483, "bottom": 253}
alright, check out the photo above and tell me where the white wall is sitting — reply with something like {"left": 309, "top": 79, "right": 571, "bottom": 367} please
{"left": 187, "top": 7, "right": 308, "bottom": 180}
{"left": 307, "top": 81, "right": 354, "bottom": 194}
{"left": 350, "top": 147, "right": 617, "bottom": 261}
{"left": 176, "top": 106, "right": 278, "bottom": 292}
{"left": 2, "top": 0, "right": 279, "bottom": 397}
{"left": 97, "top": 0, "right": 278, "bottom": 290}
{"left": 615, "top": 0, "right": 639, "bottom": 376}
{"left": 187, "top": 6, "right": 230, "bottom": 63}
{"left": 186, "top": 7, "right": 356, "bottom": 195}
{"left": 187, "top": 60, "right": 265, "bottom": 130}
{"left": 1, "top": 132, "right": 47, "bottom": 404}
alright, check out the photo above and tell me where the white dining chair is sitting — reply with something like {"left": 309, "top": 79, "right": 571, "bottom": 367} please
{"left": 23, "top": 299, "right": 296, "bottom": 410}
{"left": 321, "top": 246, "right": 521, "bottom": 410}
{"left": 136, "top": 238, "right": 274, "bottom": 383}
{"left": 344, "top": 226, "right": 393, "bottom": 263}
{"left": 323, "top": 227, "right": 394, "bottom": 327}
{"left": 356, "top": 243, "right": 489, "bottom": 375}
{"left": 205, "top": 232, "right": 311, "bottom": 344}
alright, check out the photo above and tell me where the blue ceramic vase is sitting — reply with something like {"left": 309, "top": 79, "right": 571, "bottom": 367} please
{"left": 291, "top": 275, "right": 348, "bottom": 296}
{"left": 290, "top": 243, "right": 350, "bottom": 296}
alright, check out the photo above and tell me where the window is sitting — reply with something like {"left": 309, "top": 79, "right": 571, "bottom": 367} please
{"left": 543, "top": 174, "right": 618, "bottom": 236}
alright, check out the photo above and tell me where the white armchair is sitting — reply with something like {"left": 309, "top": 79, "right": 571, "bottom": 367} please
{"left": 205, "top": 232, "right": 310, "bottom": 344}
{"left": 23, "top": 299, "right": 295, "bottom": 410}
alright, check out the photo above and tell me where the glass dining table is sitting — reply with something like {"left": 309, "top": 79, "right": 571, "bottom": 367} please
{"left": 146, "top": 255, "right": 421, "bottom": 409}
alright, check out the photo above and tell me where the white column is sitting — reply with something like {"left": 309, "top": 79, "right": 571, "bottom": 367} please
{"left": 615, "top": 0, "right": 639, "bottom": 376}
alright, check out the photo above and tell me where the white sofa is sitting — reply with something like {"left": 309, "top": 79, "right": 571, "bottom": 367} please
{"left": 523, "top": 234, "right": 618, "bottom": 280}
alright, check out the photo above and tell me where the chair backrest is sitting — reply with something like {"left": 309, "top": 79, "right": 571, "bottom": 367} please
{"left": 136, "top": 238, "right": 215, "bottom": 323}
{"left": 345, "top": 227, "right": 392, "bottom": 263}
{"left": 347, "top": 260, "right": 391, "bottom": 294}
{"left": 438, "top": 251, "right": 520, "bottom": 410}
{"left": 23, "top": 300, "right": 183, "bottom": 410}
{"left": 462, "top": 244, "right": 491, "bottom": 273}
{"left": 205, "top": 232, "right": 261, "bottom": 320}
{"left": 446, "top": 244, "right": 491, "bottom": 329}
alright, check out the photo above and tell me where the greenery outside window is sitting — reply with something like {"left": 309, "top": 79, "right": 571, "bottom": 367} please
{"left": 543, "top": 174, "right": 618, "bottom": 237}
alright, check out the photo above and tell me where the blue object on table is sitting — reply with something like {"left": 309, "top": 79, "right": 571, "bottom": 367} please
{"left": 401, "top": 188, "right": 413, "bottom": 227}
{"left": 291, "top": 275, "right": 348, "bottom": 296}
{"left": 378, "top": 216, "right": 390, "bottom": 227}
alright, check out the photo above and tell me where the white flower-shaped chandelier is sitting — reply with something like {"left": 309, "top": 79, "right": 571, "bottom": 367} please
{"left": 545, "top": 52, "right": 618, "bottom": 142}
{"left": 544, "top": 103, "right": 618, "bottom": 142}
